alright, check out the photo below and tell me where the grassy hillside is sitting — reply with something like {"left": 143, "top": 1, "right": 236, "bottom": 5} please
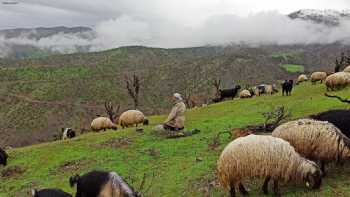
{"left": 0, "top": 44, "right": 346, "bottom": 147}
{"left": 1, "top": 83, "right": 350, "bottom": 197}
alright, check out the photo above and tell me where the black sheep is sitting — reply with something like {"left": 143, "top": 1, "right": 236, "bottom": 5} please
{"left": 282, "top": 80, "right": 294, "bottom": 96}
{"left": 216, "top": 85, "right": 241, "bottom": 102}
{"left": 70, "top": 170, "right": 140, "bottom": 197}
{"left": 32, "top": 189, "right": 72, "bottom": 197}
{"left": 310, "top": 109, "right": 350, "bottom": 138}
{"left": 0, "top": 147, "right": 8, "bottom": 166}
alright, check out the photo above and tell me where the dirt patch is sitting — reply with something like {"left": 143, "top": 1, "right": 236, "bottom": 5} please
{"left": 95, "top": 137, "right": 133, "bottom": 149}
{"left": 1, "top": 166, "right": 25, "bottom": 178}
{"left": 51, "top": 159, "right": 94, "bottom": 175}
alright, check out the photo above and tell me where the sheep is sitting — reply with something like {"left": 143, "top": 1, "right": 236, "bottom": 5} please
{"left": 310, "top": 72, "right": 327, "bottom": 84}
{"left": 213, "top": 85, "right": 241, "bottom": 102}
{"left": 254, "top": 84, "right": 278, "bottom": 96}
{"left": 272, "top": 119, "right": 350, "bottom": 175}
{"left": 239, "top": 90, "right": 252, "bottom": 98}
{"left": 0, "top": 147, "right": 8, "bottom": 166}
{"left": 344, "top": 65, "right": 350, "bottom": 73}
{"left": 297, "top": 74, "right": 308, "bottom": 84}
{"left": 62, "top": 128, "right": 76, "bottom": 140}
{"left": 217, "top": 135, "right": 322, "bottom": 197}
{"left": 91, "top": 117, "right": 118, "bottom": 132}
{"left": 310, "top": 109, "right": 350, "bottom": 139}
{"left": 325, "top": 72, "right": 350, "bottom": 91}
{"left": 32, "top": 188, "right": 72, "bottom": 197}
{"left": 282, "top": 80, "right": 293, "bottom": 96}
{"left": 70, "top": 170, "right": 140, "bottom": 197}
{"left": 265, "top": 84, "right": 278, "bottom": 95}
{"left": 118, "top": 110, "right": 149, "bottom": 129}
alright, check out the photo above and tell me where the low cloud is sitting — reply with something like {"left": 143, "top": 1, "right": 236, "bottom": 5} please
{"left": 1, "top": 11, "right": 350, "bottom": 57}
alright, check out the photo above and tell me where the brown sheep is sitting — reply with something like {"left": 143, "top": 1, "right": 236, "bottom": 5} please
{"left": 118, "top": 110, "right": 148, "bottom": 129}
{"left": 272, "top": 119, "right": 350, "bottom": 176}
{"left": 91, "top": 117, "right": 117, "bottom": 132}
{"left": 325, "top": 72, "right": 350, "bottom": 91}
{"left": 310, "top": 72, "right": 327, "bottom": 84}
{"left": 217, "top": 135, "right": 322, "bottom": 196}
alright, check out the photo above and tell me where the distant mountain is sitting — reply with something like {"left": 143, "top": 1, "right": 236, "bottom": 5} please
{"left": 0, "top": 26, "right": 94, "bottom": 40}
{"left": 0, "top": 26, "right": 95, "bottom": 58}
{"left": 288, "top": 9, "right": 350, "bottom": 26}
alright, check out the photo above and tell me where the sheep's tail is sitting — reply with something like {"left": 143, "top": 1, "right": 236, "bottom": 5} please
{"left": 69, "top": 174, "right": 80, "bottom": 187}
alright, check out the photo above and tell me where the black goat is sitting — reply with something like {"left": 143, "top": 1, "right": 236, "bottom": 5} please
{"left": 282, "top": 80, "right": 293, "bottom": 96}
{"left": 32, "top": 189, "right": 72, "bottom": 197}
{"left": 310, "top": 109, "right": 350, "bottom": 138}
{"left": 70, "top": 170, "right": 141, "bottom": 197}
{"left": 0, "top": 147, "right": 8, "bottom": 166}
{"left": 213, "top": 85, "right": 241, "bottom": 102}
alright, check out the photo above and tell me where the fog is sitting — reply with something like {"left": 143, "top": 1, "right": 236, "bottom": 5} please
{"left": 1, "top": 10, "right": 350, "bottom": 57}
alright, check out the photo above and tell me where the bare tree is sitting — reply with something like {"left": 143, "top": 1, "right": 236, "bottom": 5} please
{"left": 104, "top": 101, "right": 120, "bottom": 122}
{"left": 325, "top": 93, "right": 350, "bottom": 104}
{"left": 125, "top": 73, "right": 141, "bottom": 109}
{"left": 335, "top": 52, "right": 350, "bottom": 72}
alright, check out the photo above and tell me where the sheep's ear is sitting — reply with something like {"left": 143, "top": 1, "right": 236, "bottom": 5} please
{"left": 31, "top": 189, "right": 37, "bottom": 196}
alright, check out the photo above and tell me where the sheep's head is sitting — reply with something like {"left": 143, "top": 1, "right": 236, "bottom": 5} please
{"left": 0, "top": 148, "right": 8, "bottom": 166}
{"left": 235, "top": 85, "right": 241, "bottom": 90}
{"left": 302, "top": 161, "right": 322, "bottom": 190}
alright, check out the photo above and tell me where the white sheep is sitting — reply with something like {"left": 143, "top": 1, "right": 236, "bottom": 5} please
{"left": 310, "top": 72, "right": 327, "bottom": 84}
{"left": 272, "top": 119, "right": 350, "bottom": 175}
{"left": 325, "top": 72, "right": 350, "bottom": 91}
{"left": 118, "top": 110, "right": 148, "bottom": 129}
{"left": 91, "top": 117, "right": 117, "bottom": 132}
{"left": 217, "top": 135, "right": 322, "bottom": 197}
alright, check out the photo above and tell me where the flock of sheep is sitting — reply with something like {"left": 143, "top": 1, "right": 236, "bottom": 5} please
{"left": 1, "top": 65, "right": 350, "bottom": 197}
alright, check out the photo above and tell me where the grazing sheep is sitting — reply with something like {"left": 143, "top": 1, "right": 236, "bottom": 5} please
{"left": 217, "top": 135, "right": 322, "bottom": 197}
{"left": 70, "top": 170, "right": 140, "bottom": 197}
{"left": 254, "top": 84, "right": 278, "bottom": 96}
{"left": 282, "top": 80, "right": 293, "bottom": 96}
{"left": 62, "top": 128, "right": 76, "bottom": 140}
{"left": 265, "top": 84, "right": 278, "bottom": 95}
{"left": 297, "top": 74, "right": 308, "bottom": 84}
{"left": 213, "top": 85, "right": 242, "bottom": 102}
{"left": 311, "top": 72, "right": 327, "bottom": 84}
{"left": 272, "top": 119, "right": 350, "bottom": 175}
{"left": 239, "top": 90, "right": 252, "bottom": 98}
{"left": 32, "top": 189, "right": 72, "bottom": 197}
{"left": 325, "top": 72, "right": 350, "bottom": 91}
{"left": 91, "top": 117, "right": 117, "bottom": 132}
{"left": 0, "top": 147, "right": 8, "bottom": 166}
{"left": 310, "top": 109, "right": 350, "bottom": 139}
{"left": 118, "top": 110, "right": 148, "bottom": 129}
{"left": 344, "top": 65, "right": 350, "bottom": 73}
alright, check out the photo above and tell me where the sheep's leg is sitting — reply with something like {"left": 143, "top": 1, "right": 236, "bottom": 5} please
{"left": 262, "top": 176, "right": 271, "bottom": 194}
{"left": 273, "top": 180, "right": 281, "bottom": 197}
{"left": 229, "top": 184, "right": 235, "bottom": 197}
{"left": 238, "top": 183, "right": 248, "bottom": 195}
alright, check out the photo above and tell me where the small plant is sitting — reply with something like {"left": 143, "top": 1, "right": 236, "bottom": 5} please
{"left": 261, "top": 106, "right": 291, "bottom": 131}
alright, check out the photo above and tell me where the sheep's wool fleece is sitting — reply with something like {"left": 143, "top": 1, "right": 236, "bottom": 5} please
{"left": 217, "top": 135, "right": 317, "bottom": 189}
{"left": 119, "top": 110, "right": 145, "bottom": 126}
{"left": 311, "top": 72, "right": 327, "bottom": 81}
{"left": 344, "top": 65, "right": 350, "bottom": 73}
{"left": 239, "top": 90, "right": 251, "bottom": 98}
{"left": 272, "top": 119, "right": 350, "bottom": 162}
{"left": 298, "top": 74, "right": 308, "bottom": 82}
{"left": 91, "top": 117, "right": 115, "bottom": 130}
{"left": 325, "top": 72, "right": 350, "bottom": 89}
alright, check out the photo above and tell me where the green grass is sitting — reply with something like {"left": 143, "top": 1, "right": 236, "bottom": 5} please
{"left": 1, "top": 84, "right": 350, "bottom": 197}
{"left": 280, "top": 64, "right": 305, "bottom": 73}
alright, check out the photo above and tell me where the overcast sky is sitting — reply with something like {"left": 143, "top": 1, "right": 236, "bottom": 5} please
{"left": 0, "top": 0, "right": 350, "bottom": 54}
{"left": 0, "top": 0, "right": 349, "bottom": 29}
